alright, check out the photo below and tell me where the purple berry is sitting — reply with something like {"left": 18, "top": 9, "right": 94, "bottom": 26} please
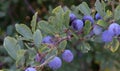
{"left": 69, "top": 13, "right": 77, "bottom": 26}
{"left": 108, "top": 23, "right": 120, "bottom": 36}
{"left": 93, "top": 25, "right": 103, "bottom": 35}
{"left": 95, "top": 13, "right": 102, "bottom": 20}
{"left": 82, "top": 15, "right": 94, "bottom": 24}
{"left": 25, "top": 67, "right": 36, "bottom": 71}
{"left": 102, "top": 30, "right": 113, "bottom": 43}
{"left": 48, "top": 56, "right": 62, "bottom": 70}
{"left": 35, "top": 53, "right": 41, "bottom": 62}
{"left": 62, "top": 50, "right": 74, "bottom": 62}
{"left": 69, "top": 13, "right": 77, "bottom": 22}
{"left": 42, "top": 36, "right": 54, "bottom": 44}
{"left": 71, "top": 19, "right": 84, "bottom": 31}
{"left": 35, "top": 54, "right": 45, "bottom": 64}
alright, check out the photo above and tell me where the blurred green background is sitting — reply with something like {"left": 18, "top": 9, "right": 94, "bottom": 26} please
{"left": 0, "top": 0, "right": 120, "bottom": 71}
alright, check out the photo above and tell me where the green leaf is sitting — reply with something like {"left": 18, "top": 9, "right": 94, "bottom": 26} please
{"left": 17, "top": 39, "right": 24, "bottom": 49}
{"left": 77, "top": 42, "right": 91, "bottom": 53}
{"left": 54, "top": 14, "right": 63, "bottom": 31}
{"left": 16, "top": 49, "right": 26, "bottom": 67}
{"left": 97, "top": 20, "right": 108, "bottom": 28}
{"left": 52, "top": 6, "right": 64, "bottom": 14}
{"left": 45, "top": 48, "right": 58, "bottom": 60}
{"left": 71, "top": 5, "right": 83, "bottom": 19}
{"left": 52, "top": 6, "right": 68, "bottom": 32}
{"left": 48, "top": 6, "right": 69, "bottom": 34}
{"left": 114, "top": 5, "right": 120, "bottom": 20}
{"left": 41, "top": 55, "right": 56, "bottom": 67}
{"left": 81, "top": 42, "right": 91, "bottom": 53}
{"left": 104, "top": 10, "right": 113, "bottom": 19}
{"left": 63, "top": 10, "right": 70, "bottom": 28}
{"left": 31, "top": 12, "right": 38, "bottom": 32}
{"left": 38, "top": 20, "right": 55, "bottom": 34}
{"left": 110, "top": 39, "right": 119, "bottom": 52}
{"left": 58, "top": 40, "right": 67, "bottom": 53}
{"left": 104, "top": 38, "right": 119, "bottom": 52}
{"left": 3, "top": 36, "right": 21, "bottom": 60}
{"left": 15, "top": 24, "right": 33, "bottom": 40}
{"left": 51, "top": 13, "right": 64, "bottom": 32}
{"left": 25, "top": 48, "right": 36, "bottom": 66}
{"left": 91, "top": 35, "right": 103, "bottom": 43}
{"left": 38, "top": 44, "right": 49, "bottom": 53}
{"left": 78, "top": 2, "right": 91, "bottom": 15}
{"left": 83, "top": 21, "right": 92, "bottom": 35}
{"left": 33, "top": 29, "right": 42, "bottom": 47}
{"left": 95, "top": 0, "right": 106, "bottom": 17}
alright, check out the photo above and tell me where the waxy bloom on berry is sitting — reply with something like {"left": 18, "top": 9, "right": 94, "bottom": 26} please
{"left": 48, "top": 56, "right": 62, "bottom": 70}
{"left": 82, "top": 15, "right": 94, "bottom": 24}
{"left": 25, "top": 67, "right": 36, "bottom": 71}
{"left": 42, "top": 36, "right": 54, "bottom": 44}
{"left": 71, "top": 19, "right": 84, "bottom": 31}
{"left": 108, "top": 23, "right": 120, "bottom": 36}
{"left": 62, "top": 50, "right": 74, "bottom": 62}
{"left": 102, "top": 30, "right": 113, "bottom": 43}
{"left": 95, "top": 13, "right": 102, "bottom": 20}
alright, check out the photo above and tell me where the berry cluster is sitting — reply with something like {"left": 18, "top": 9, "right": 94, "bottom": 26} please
{"left": 25, "top": 12, "right": 120, "bottom": 71}
{"left": 102, "top": 23, "right": 120, "bottom": 42}
{"left": 48, "top": 49, "right": 74, "bottom": 70}
{"left": 69, "top": 13, "right": 95, "bottom": 31}
{"left": 69, "top": 12, "right": 120, "bottom": 43}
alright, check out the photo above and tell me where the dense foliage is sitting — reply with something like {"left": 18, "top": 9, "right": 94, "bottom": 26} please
{"left": 1, "top": 0, "right": 120, "bottom": 71}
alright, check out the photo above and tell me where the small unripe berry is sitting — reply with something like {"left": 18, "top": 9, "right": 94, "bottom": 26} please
{"left": 108, "top": 23, "right": 120, "bottom": 36}
{"left": 62, "top": 50, "right": 74, "bottom": 62}
{"left": 71, "top": 19, "right": 84, "bottom": 31}
{"left": 25, "top": 67, "right": 36, "bottom": 71}
{"left": 48, "top": 56, "right": 62, "bottom": 70}
{"left": 95, "top": 13, "right": 102, "bottom": 20}
{"left": 93, "top": 25, "right": 103, "bottom": 35}
{"left": 82, "top": 15, "right": 94, "bottom": 24}
{"left": 102, "top": 30, "right": 113, "bottom": 43}
{"left": 35, "top": 53, "right": 41, "bottom": 62}
{"left": 42, "top": 36, "right": 54, "bottom": 44}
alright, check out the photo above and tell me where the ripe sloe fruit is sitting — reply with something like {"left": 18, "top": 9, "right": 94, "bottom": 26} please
{"left": 48, "top": 56, "right": 62, "bottom": 70}
{"left": 82, "top": 15, "right": 94, "bottom": 24}
{"left": 71, "top": 19, "right": 84, "bottom": 31}
{"left": 108, "top": 23, "right": 120, "bottom": 36}
{"left": 95, "top": 13, "right": 102, "bottom": 20}
{"left": 62, "top": 50, "right": 74, "bottom": 62}
{"left": 42, "top": 36, "right": 54, "bottom": 44}
{"left": 69, "top": 13, "right": 77, "bottom": 26}
{"left": 102, "top": 30, "right": 113, "bottom": 43}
